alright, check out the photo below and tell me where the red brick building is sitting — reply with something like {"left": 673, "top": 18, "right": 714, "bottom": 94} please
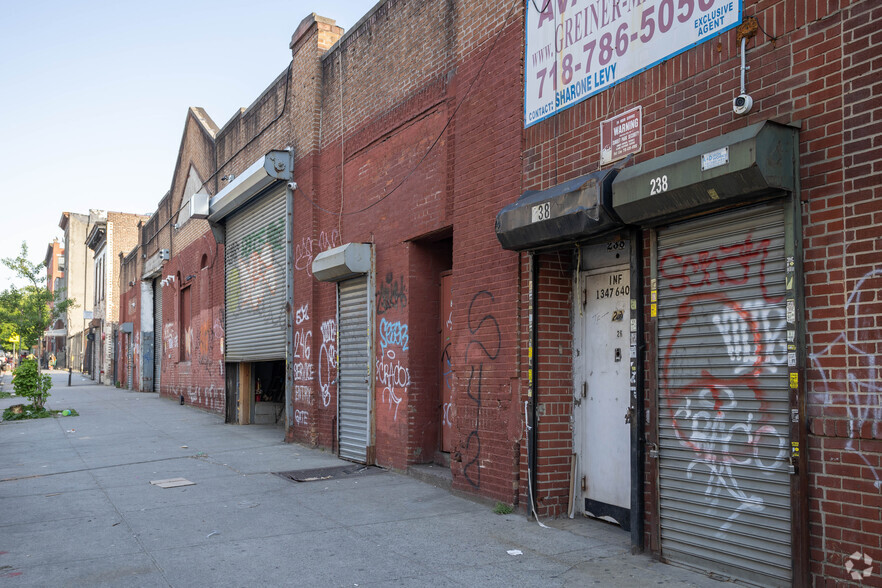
{"left": 118, "top": 1, "right": 880, "bottom": 585}
{"left": 42, "top": 239, "right": 66, "bottom": 366}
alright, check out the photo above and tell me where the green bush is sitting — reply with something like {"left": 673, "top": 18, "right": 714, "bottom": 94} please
{"left": 12, "top": 358, "right": 51, "bottom": 410}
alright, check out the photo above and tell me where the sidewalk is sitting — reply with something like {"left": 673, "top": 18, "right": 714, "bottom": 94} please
{"left": 0, "top": 374, "right": 726, "bottom": 587}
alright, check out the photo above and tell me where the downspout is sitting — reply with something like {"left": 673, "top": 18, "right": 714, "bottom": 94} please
{"left": 527, "top": 252, "right": 539, "bottom": 518}
{"left": 285, "top": 179, "right": 295, "bottom": 431}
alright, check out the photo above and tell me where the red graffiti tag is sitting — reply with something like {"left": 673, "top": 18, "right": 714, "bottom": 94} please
{"left": 659, "top": 235, "right": 784, "bottom": 303}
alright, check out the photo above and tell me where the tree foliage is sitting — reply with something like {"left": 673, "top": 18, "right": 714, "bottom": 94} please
{"left": 0, "top": 242, "right": 75, "bottom": 352}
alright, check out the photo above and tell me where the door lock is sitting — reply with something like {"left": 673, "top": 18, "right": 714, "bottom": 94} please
{"left": 614, "top": 348, "right": 622, "bottom": 362}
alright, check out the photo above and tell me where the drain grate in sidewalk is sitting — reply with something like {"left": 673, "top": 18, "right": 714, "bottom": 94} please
{"left": 274, "top": 464, "right": 385, "bottom": 483}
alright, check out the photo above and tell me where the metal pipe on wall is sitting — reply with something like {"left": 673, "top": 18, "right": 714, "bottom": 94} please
{"left": 284, "top": 180, "right": 295, "bottom": 430}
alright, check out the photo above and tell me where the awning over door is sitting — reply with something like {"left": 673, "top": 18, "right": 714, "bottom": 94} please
{"left": 612, "top": 120, "right": 798, "bottom": 225}
{"left": 495, "top": 168, "right": 621, "bottom": 251}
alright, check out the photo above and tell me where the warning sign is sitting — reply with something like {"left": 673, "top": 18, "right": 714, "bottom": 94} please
{"left": 601, "top": 106, "right": 642, "bottom": 165}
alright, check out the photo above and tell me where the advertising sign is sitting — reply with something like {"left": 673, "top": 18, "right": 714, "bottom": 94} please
{"left": 525, "top": 0, "right": 742, "bottom": 127}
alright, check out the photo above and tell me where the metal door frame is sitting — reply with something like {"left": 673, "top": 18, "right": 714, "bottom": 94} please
{"left": 572, "top": 230, "right": 645, "bottom": 549}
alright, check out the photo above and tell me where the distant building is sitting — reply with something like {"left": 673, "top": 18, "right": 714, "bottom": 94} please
{"left": 85, "top": 210, "right": 149, "bottom": 384}
{"left": 58, "top": 212, "right": 95, "bottom": 372}
{"left": 41, "top": 239, "right": 66, "bottom": 367}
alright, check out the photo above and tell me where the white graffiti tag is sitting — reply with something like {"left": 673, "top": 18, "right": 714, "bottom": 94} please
{"left": 318, "top": 319, "right": 337, "bottom": 408}
{"left": 377, "top": 349, "right": 409, "bottom": 421}
{"left": 810, "top": 268, "right": 882, "bottom": 489}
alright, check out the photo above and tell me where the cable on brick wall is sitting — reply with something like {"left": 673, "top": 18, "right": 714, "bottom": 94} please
{"left": 747, "top": 14, "right": 778, "bottom": 47}
{"left": 296, "top": 0, "right": 522, "bottom": 218}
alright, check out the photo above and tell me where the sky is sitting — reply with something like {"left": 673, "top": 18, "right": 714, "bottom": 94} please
{"left": 0, "top": 0, "right": 371, "bottom": 288}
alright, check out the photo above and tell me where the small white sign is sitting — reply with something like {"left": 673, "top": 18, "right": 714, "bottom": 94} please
{"left": 83, "top": 310, "right": 93, "bottom": 320}
{"left": 531, "top": 202, "right": 551, "bottom": 223}
{"left": 701, "top": 147, "right": 729, "bottom": 171}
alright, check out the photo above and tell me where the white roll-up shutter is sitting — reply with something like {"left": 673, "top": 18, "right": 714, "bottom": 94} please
{"left": 656, "top": 202, "right": 791, "bottom": 587}
{"left": 153, "top": 278, "right": 162, "bottom": 392}
{"left": 224, "top": 187, "right": 286, "bottom": 362}
{"left": 126, "top": 336, "right": 133, "bottom": 389}
{"left": 338, "top": 275, "right": 371, "bottom": 463}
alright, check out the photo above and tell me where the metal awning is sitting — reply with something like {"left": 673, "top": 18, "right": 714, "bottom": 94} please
{"left": 495, "top": 168, "right": 621, "bottom": 251}
{"left": 312, "top": 243, "right": 372, "bottom": 282}
{"left": 612, "top": 120, "right": 798, "bottom": 225}
{"left": 207, "top": 149, "right": 294, "bottom": 224}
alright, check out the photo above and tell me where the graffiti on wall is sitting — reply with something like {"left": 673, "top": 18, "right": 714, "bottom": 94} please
{"left": 442, "top": 342, "right": 454, "bottom": 427}
{"left": 290, "top": 303, "right": 313, "bottom": 428}
{"left": 809, "top": 267, "right": 882, "bottom": 489}
{"left": 318, "top": 318, "right": 337, "bottom": 408}
{"left": 170, "top": 383, "right": 223, "bottom": 412}
{"left": 294, "top": 229, "right": 340, "bottom": 276}
{"left": 164, "top": 322, "right": 178, "bottom": 357}
{"left": 226, "top": 219, "right": 286, "bottom": 331}
{"left": 376, "top": 272, "right": 408, "bottom": 315}
{"left": 659, "top": 234, "right": 789, "bottom": 536}
{"left": 377, "top": 319, "right": 410, "bottom": 422}
{"left": 442, "top": 298, "right": 455, "bottom": 434}
{"left": 462, "top": 290, "right": 501, "bottom": 488}
{"left": 379, "top": 318, "right": 409, "bottom": 352}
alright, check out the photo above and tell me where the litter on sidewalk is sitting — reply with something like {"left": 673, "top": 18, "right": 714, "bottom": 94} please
{"left": 149, "top": 477, "right": 195, "bottom": 488}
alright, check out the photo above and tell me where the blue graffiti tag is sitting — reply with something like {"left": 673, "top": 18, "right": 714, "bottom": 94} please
{"left": 379, "top": 318, "right": 409, "bottom": 351}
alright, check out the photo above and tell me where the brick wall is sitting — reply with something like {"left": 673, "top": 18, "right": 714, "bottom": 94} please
{"left": 117, "top": 247, "right": 141, "bottom": 389}
{"left": 158, "top": 233, "right": 226, "bottom": 411}
{"left": 517, "top": 253, "right": 576, "bottom": 516}
{"left": 308, "top": 0, "right": 525, "bottom": 501}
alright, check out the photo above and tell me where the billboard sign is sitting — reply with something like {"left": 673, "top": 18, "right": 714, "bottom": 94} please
{"left": 525, "top": 0, "right": 742, "bottom": 127}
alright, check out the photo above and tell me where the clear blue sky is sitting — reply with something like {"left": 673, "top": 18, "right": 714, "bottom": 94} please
{"left": 0, "top": 0, "right": 371, "bottom": 287}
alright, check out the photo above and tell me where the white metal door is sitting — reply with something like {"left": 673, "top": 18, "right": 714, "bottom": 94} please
{"left": 575, "top": 265, "right": 631, "bottom": 524}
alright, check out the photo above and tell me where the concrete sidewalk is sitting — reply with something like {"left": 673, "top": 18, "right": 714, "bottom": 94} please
{"left": 0, "top": 373, "right": 725, "bottom": 587}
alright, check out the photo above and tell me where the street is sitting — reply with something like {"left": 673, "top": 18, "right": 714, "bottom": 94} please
{"left": 1, "top": 372, "right": 723, "bottom": 587}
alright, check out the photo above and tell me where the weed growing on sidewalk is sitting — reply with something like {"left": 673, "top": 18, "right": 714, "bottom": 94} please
{"left": 493, "top": 502, "right": 514, "bottom": 515}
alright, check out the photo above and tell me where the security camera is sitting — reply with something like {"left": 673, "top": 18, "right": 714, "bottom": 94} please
{"left": 733, "top": 94, "right": 753, "bottom": 115}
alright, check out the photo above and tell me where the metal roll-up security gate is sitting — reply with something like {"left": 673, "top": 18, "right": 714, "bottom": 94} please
{"left": 656, "top": 202, "right": 791, "bottom": 586}
{"left": 153, "top": 278, "right": 162, "bottom": 392}
{"left": 338, "top": 275, "right": 371, "bottom": 463}
{"left": 224, "top": 187, "right": 286, "bottom": 361}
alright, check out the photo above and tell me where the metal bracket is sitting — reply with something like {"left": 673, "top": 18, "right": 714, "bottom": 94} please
{"left": 264, "top": 147, "right": 295, "bottom": 180}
